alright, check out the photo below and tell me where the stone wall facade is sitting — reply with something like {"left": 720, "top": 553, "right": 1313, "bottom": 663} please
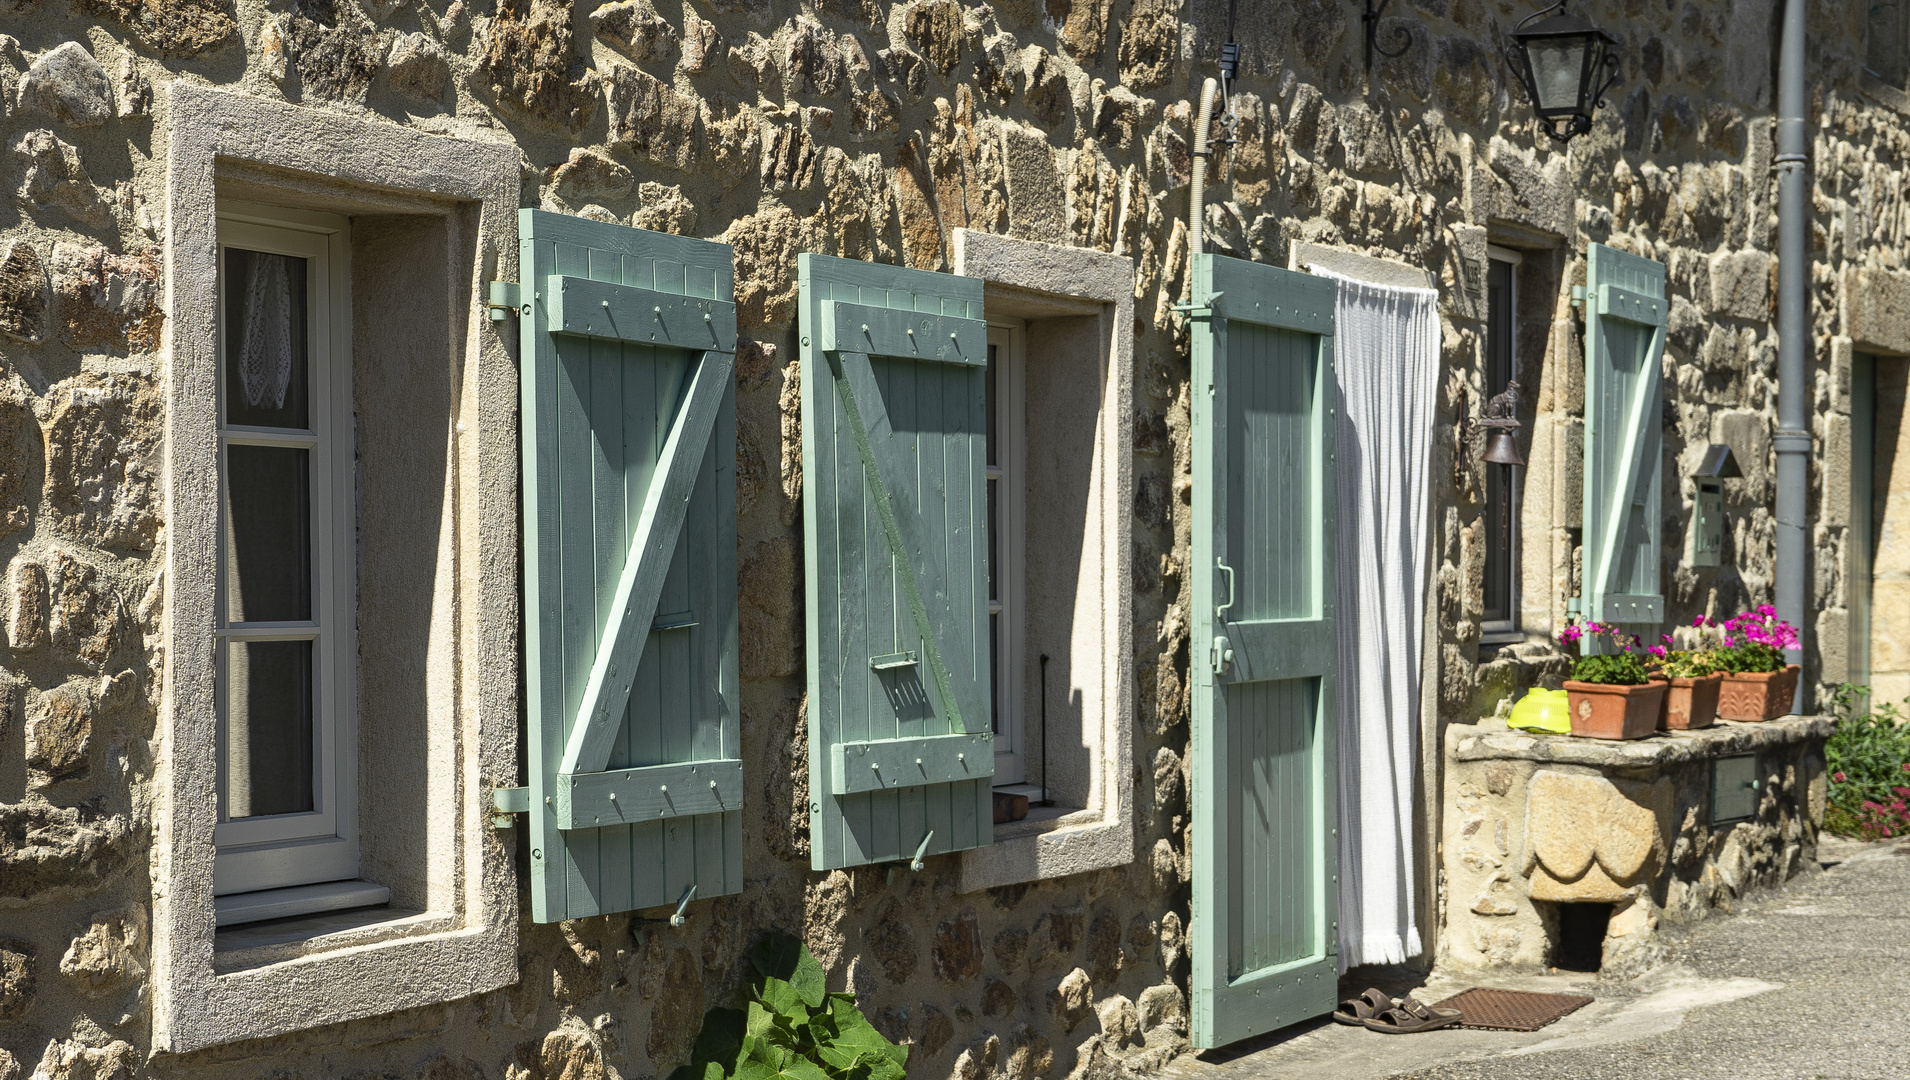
{"left": 0, "top": 1, "right": 1898, "bottom": 1078}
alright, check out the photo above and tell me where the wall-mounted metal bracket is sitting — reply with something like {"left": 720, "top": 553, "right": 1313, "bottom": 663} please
{"left": 1364, "top": 0, "right": 1415, "bottom": 74}
{"left": 631, "top": 884, "right": 699, "bottom": 947}
{"left": 491, "top": 785, "right": 528, "bottom": 829}
{"left": 910, "top": 830, "right": 935, "bottom": 872}
{"left": 487, "top": 281, "right": 524, "bottom": 322}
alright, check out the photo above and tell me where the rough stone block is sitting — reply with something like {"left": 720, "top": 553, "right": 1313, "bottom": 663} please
{"left": 933, "top": 913, "right": 983, "bottom": 983}
{"left": 0, "top": 801, "right": 136, "bottom": 904}
{"left": 590, "top": 0, "right": 677, "bottom": 62}
{"left": 479, "top": 0, "right": 596, "bottom": 133}
{"left": 27, "top": 1039, "right": 137, "bottom": 1080}
{"left": 26, "top": 681, "right": 93, "bottom": 781}
{"left": 1094, "top": 994, "right": 1141, "bottom": 1049}
{"left": 1842, "top": 266, "right": 1910, "bottom": 355}
{"left": 1706, "top": 250, "right": 1771, "bottom": 321}
{"left": 0, "top": 939, "right": 31, "bottom": 1023}
{"left": 1824, "top": 412, "right": 1851, "bottom": 528}
{"left": 1135, "top": 983, "right": 1185, "bottom": 1035}
{"left": 1001, "top": 123, "right": 1064, "bottom": 243}
{"left": 1047, "top": 966, "right": 1092, "bottom": 1031}
{"left": 59, "top": 904, "right": 146, "bottom": 997}
{"left": 76, "top": 0, "right": 236, "bottom": 55}
{"left": 18, "top": 41, "right": 112, "bottom": 126}
{"left": 386, "top": 32, "right": 450, "bottom": 100}
{"left": 10, "top": 129, "right": 106, "bottom": 224}
{"left": 51, "top": 246, "right": 163, "bottom": 354}
{"left": 7, "top": 558, "right": 47, "bottom": 650}
{"left": 0, "top": 240, "right": 47, "bottom": 344}
{"left": 43, "top": 373, "right": 163, "bottom": 551}
{"left": 605, "top": 62, "right": 699, "bottom": 169}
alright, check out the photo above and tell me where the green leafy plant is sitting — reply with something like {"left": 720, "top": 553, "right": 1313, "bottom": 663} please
{"left": 670, "top": 933, "right": 908, "bottom": 1080}
{"left": 1658, "top": 649, "right": 1721, "bottom": 679}
{"left": 1557, "top": 619, "right": 1651, "bottom": 685}
{"left": 1569, "top": 651, "right": 1651, "bottom": 685}
{"left": 1823, "top": 684, "right": 1910, "bottom": 840}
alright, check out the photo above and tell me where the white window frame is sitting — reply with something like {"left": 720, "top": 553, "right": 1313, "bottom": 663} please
{"left": 212, "top": 210, "right": 361, "bottom": 898}
{"left": 987, "top": 319, "right": 1028, "bottom": 786}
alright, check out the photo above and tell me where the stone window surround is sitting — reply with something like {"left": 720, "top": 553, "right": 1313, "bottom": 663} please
{"left": 949, "top": 228, "right": 1135, "bottom": 894}
{"left": 154, "top": 84, "right": 519, "bottom": 1053}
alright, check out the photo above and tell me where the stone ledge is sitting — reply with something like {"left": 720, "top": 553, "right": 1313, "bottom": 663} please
{"left": 1449, "top": 715, "right": 1833, "bottom": 768}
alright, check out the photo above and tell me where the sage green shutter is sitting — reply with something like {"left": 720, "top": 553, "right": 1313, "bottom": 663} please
{"left": 520, "top": 209, "right": 741, "bottom": 923}
{"left": 799, "top": 254, "right": 993, "bottom": 871}
{"left": 1188, "top": 254, "right": 1339, "bottom": 1049}
{"left": 1581, "top": 242, "right": 1668, "bottom": 643}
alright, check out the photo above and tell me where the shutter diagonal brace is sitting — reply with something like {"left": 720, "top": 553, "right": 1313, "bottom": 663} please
{"left": 828, "top": 348, "right": 968, "bottom": 736}
{"left": 560, "top": 347, "right": 736, "bottom": 777}
{"left": 1589, "top": 317, "right": 1665, "bottom": 621}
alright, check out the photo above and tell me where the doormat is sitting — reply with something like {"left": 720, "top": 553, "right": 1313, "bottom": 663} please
{"left": 1430, "top": 988, "right": 1594, "bottom": 1031}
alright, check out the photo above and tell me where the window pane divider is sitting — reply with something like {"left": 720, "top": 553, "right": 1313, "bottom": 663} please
{"left": 221, "top": 428, "right": 319, "bottom": 448}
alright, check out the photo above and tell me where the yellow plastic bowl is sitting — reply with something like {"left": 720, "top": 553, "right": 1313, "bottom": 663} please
{"left": 1507, "top": 688, "right": 1571, "bottom": 734}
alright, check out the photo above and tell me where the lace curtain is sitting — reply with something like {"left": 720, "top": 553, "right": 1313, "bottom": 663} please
{"left": 239, "top": 252, "right": 294, "bottom": 410}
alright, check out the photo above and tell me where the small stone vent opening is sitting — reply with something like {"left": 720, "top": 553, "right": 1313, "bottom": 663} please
{"left": 1550, "top": 902, "right": 1612, "bottom": 972}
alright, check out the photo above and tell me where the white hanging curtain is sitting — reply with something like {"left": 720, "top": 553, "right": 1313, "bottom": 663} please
{"left": 239, "top": 251, "right": 295, "bottom": 410}
{"left": 1314, "top": 268, "right": 1439, "bottom": 970}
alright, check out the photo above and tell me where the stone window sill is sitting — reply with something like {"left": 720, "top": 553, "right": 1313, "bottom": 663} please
{"left": 959, "top": 799, "right": 1133, "bottom": 893}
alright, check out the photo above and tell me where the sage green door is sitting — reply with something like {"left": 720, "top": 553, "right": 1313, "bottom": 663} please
{"left": 1189, "top": 253, "right": 1340, "bottom": 1048}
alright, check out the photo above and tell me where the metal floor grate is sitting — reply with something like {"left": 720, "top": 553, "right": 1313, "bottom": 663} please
{"left": 1430, "top": 988, "right": 1594, "bottom": 1031}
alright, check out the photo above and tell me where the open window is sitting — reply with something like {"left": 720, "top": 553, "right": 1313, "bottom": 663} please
{"left": 950, "top": 229, "right": 1136, "bottom": 892}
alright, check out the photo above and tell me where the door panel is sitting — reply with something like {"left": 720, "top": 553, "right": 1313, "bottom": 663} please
{"left": 1191, "top": 254, "right": 1339, "bottom": 1049}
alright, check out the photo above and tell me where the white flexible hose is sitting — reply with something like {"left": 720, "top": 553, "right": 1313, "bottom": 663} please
{"left": 1189, "top": 77, "right": 1219, "bottom": 265}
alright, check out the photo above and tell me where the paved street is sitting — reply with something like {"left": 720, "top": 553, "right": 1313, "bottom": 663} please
{"left": 1167, "top": 836, "right": 1910, "bottom": 1080}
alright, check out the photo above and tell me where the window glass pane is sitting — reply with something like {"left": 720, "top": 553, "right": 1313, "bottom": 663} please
{"left": 1868, "top": 2, "right": 1908, "bottom": 87}
{"left": 990, "top": 611, "right": 1001, "bottom": 736}
{"left": 1483, "top": 260, "right": 1516, "bottom": 624}
{"left": 224, "top": 445, "right": 312, "bottom": 623}
{"left": 223, "top": 638, "right": 315, "bottom": 819}
{"left": 224, "top": 247, "right": 310, "bottom": 430}
{"left": 985, "top": 342, "right": 999, "bottom": 467}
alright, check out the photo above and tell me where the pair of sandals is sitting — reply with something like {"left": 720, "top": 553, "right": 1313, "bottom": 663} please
{"left": 1331, "top": 988, "right": 1463, "bottom": 1034}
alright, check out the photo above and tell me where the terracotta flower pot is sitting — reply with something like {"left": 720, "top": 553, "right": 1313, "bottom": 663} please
{"left": 1563, "top": 680, "right": 1667, "bottom": 740}
{"left": 1717, "top": 664, "right": 1801, "bottom": 722}
{"left": 1662, "top": 672, "right": 1724, "bottom": 730}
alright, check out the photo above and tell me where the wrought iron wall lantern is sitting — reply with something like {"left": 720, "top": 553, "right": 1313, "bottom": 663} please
{"left": 1505, "top": 1, "right": 1622, "bottom": 144}
{"left": 1363, "top": 0, "right": 1416, "bottom": 73}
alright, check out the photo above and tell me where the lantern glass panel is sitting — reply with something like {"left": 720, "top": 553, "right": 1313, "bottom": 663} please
{"left": 1528, "top": 36, "right": 1588, "bottom": 111}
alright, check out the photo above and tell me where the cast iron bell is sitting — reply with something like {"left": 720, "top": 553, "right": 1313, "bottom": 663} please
{"left": 1479, "top": 380, "right": 1525, "bottom": 466}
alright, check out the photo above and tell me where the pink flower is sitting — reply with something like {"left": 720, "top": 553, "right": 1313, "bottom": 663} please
{"left": 1834, "top": 771, "right": 1847, "bottom": 783}
{"left": 1649, "top": 645, "right": 1668, "bottom": 659}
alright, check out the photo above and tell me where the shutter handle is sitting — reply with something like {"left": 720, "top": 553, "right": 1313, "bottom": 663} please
{"left": 910, "top": 830, "right": 935, "bottom": 872}
{"left": 1215, "top": 557, "right": 1236, "bottom": 623}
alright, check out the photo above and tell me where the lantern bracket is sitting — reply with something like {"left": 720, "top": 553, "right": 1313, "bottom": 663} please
{"left": 1363, "top": 0, "right": 1415, "bottom": 74}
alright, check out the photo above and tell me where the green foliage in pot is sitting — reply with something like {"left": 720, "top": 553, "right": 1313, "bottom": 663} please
{"left": 670, "top": 932, "right": 907, "bottom": 1080}
{"left": 1556, "top": 619, "right": 1650, "bottom": 685}
{"left": 1657, "top": 649, "right": 1722, "bottom": 679}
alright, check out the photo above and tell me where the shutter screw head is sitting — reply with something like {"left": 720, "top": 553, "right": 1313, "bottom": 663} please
{"left": 906, "top": 327, "right": 914, "bottom": 335}
{"left": 601, "top": 300, "right": 610, "bottom": 309}
{"left": 950, "top": 332, "right": 958, "bottom": 341}
{"left": 608, "top": 792, "right": 617, "bottom": 801}
{"left": 710, "top": 780, "right": 718, "bottom": 790}
{"left": 655, "top": 306, "right": 662, "bottom": 314}
{"left": 659, "top": 784, "right": 668, "bottom": 793}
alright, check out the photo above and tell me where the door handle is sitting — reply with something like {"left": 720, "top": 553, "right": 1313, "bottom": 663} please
{"left": 1212, "top": 634, "right": 1234, "bottom": 677}
{"left": 1215, "top": 557, "right": 1235, "bottom": 623}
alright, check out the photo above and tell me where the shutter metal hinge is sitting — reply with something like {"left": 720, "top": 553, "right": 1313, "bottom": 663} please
{"left": 487, "top": 281, "right": 526, "bottom": 321}
{"left": 1570, "top": 285, "right": 1587, "bottom": 307}
{"left": 491, "top": 785, "right": 529, "bottom": 828}
{"left": 1170, "top": 290, "right": 1222, "bottom": 316}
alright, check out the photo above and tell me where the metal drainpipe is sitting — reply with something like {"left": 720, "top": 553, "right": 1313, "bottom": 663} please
{"left": 1189, "top": 78, "right": 1219, "bottom": 264}
{"left": 1775, "top": 0, "right": 1810, "bottom": 711}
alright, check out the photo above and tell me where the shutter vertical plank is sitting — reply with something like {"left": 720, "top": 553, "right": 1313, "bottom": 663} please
{"left": 520, "top": 210, "right": 741, "bottom": 923}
